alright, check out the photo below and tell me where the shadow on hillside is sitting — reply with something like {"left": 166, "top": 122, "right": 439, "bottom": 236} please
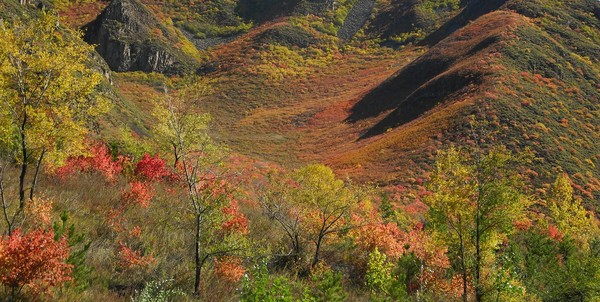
{"left": 346, "top": 57, "right": 453, "bottom": 123}
{"left": 362, "top": 70, "right": 482, "bottom": 138}
{"left": 236, "top": 0, "right": 302, "bottom": 23}
{"left": 421, "top": 0, "right": 507, "bottom": 46}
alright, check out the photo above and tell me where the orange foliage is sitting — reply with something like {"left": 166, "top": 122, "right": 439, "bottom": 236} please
{"left": 0, "top": 228, "right": 72, "bottom": 295}
{"left": 117, "top": 242, "right": 155, "bottom": 269}
{"left": 213, "top": 256, "right": 246, "bottom": 282}
{"left": 121, "top": 181, "right": 154, "bottom": 208}
{"left": 350, "top": 205, "right": 405, "bottom": 260}
{"left": 26, "top": 196, "right": 53, "bottom": 227}
{"left": 547, "top": 224, "right": 564, "bottom": 242}
{"left": 222, "top": 200, "right": 249, "bottom": 235}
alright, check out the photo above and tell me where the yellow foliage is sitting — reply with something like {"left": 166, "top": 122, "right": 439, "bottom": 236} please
{"left": 0, "top": 12, "right": 110, "bottom": 167}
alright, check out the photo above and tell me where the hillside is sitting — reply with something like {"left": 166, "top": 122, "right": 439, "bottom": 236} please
{"left": 49, "top": 0, "right": 598, "bottom": 201}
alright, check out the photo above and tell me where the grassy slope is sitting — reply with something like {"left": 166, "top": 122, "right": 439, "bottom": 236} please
{"left": 327, "top": 2, "right": 600, "bottom": 203}
{"left": 55, "top": 0, "right": 598, "bottom": 203}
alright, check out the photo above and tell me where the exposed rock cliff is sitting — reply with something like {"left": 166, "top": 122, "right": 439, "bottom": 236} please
{"left": 84, "top": 0, "right": 198, "bottom": 75}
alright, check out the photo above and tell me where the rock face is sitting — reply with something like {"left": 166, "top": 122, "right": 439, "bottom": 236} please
{"left": 84, "top": 0, "right": 194, "bottom": 75}
{"left": 338, "top": 0, "right": 376, "bottom": 41}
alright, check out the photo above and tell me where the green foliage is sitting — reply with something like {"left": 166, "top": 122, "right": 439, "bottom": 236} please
{"left": 411, "top": 0, "right": 461, "bottom": 33}
{"left": 131, "top": 279, "right": 184, "bottom": 302}
{"left": 47, "top": 0, "right": 96, "bottom": 10}
{"left": 417, "top": 0, "right": 460, "bottom": 12}
{"left": 310, "top": 269, "right": 347, "bottom": 302}
{"left": 388, "top": 29, "right": 425, "bottom": 46}
{"left": 510, "top": 229, "right": 600, "bottom": 301}
{"left": 170, "top": 0, "right": 253, "bottom": 38}
{"left": 240, "top": 262, "right": 295, "bottom": 302}
{"left": 547, "top": 174, "right": 599, "bottom": 250}
{"left": 53, "top": 211, "right": 93, "bottom": 292}
{"left": 152, "top": 76, "right": 219, "bottom": 167}
{"left": 365, "top": 248, "right": 394, "bottom": 295}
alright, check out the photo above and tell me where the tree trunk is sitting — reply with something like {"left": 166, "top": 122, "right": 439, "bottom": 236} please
{"left": 293, "top": 233, "right": 301, "bottom": 263}
{"left": 29, "top": 150, "right": 45, "bottom": 201}
{"left": 459, "top": 234, "right": 468, "bottom": 302}
{"left": 18, "top": 139, "right": 27, "bottom": 210}
{"left": 194, "top": 213, "right": 202, "bottom": 296}
{"left": 312, "top": 235, "right": 323, "bottom": 268}
{"left": 172, "top": 143, "right": 179, "bottom": 169}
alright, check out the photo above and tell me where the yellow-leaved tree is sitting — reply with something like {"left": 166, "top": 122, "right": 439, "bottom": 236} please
{"left": 426, "top": 146, "right": 532, "bottom": 302}
{"left": 547, "top": 174, "right": 599, "bottom": 251}
{"left": 260, "top": 164, "right": 359, "bottom": 270}
{"left": 0, "top": 13, "right": 109, "bottom": 234}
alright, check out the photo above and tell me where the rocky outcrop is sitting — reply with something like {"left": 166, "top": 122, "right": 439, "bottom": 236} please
{"left": 338, "top": 0, "right": 376, "bottom": 41}
{"left": 84, "top": 0, "right": 196, "bottom": 75}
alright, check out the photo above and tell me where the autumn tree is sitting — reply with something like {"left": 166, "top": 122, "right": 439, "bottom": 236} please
{"left": 0, "top": 13, "right": 109, "bottom": 234}
{"left": 425, "top": 146, "right": 531, "bottom": 302}
{"left": 260, "top": 164, "right": 359, "bottom": 270}
{"left": 0, "top": 228, "right": 72, "bottom": 300}
{"left": 153, "top": 77, "right": 212, "bottom": 169}
{"left": 547, "top": 173, "right": 599, "bottom": 250}
{"left": 259, "top": 171, "right": 304, "bottom": 265}
{"left": 513, "top": 173, "right": 600, "bottom": 301}
{"left": 153, "top": 77, "right": 247, "bottom": 296}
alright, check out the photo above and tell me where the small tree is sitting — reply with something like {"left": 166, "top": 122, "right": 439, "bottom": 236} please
{"left": 260, "top": 165, "right": 359, "bottom": 270}
{"left": 291, "top": 164, "right": 358, "bottom": 268}
{"left": 425, "top": 146, "right": 531, "bottom": 302}
{"left": 153, "top": 77, "right": 247, "bottom": 296}
{"left": 365, "top": 247, "right": 396, "bottom": 298}
{"left": 547, "top": 174, "right": 599, "bottom": 251}
{"left": 0, "top": 13, "right": 109, "bottom": 234}
{"left": 0, "top": 228, "right": 72, "bottom": 300}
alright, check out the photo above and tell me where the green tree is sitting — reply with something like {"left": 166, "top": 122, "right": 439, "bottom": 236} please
{"left": 240, "top": 262, "right": 295, "bottom": 302}
{"left": 426, "top": 146, "right": 531, "bottom": 302}
{"left": 365, "top": 247, "right": 398, "bottom": 301}
{"left": 153, "top": 77, "right": 247, "bottom": 296}
{"left": 0, "top": 13, "right": 109, "bottom": 234}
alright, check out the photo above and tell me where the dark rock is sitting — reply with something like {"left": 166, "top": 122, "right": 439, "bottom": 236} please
{"left": 338, "top": 0, "right": 376, "bottom": 41}
{"left": 83, "top": 0, "right": 195, "bottom": 75}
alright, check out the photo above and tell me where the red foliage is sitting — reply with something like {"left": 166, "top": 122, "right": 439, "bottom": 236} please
{"left": 547, "top": 224, "right": 564, "bottom": 242}
{"left": 222, "top": 200, "right": 249, "bottom": 234}
{"left": 106, "top": 207, "right": 126, "bottom": 233}
{"left": 213, "top": 256, "right": 245, "bottom": 282}
{"left": 55, "top": 143, "right": 124, "bottom": 182}
{"left": 121, "top": 181, "right": 154, "bottom": 208}
{"left": 352, "top": 219, "right": 405, "bottom": 259}
{"left": 117, "top": 242, "right": 155, "bottom": 269}
{"left": 134, "top": 153, "right": 173, "bottom": 182}
{"left": 0, "top": 228, "right": 72, "bottom": 295}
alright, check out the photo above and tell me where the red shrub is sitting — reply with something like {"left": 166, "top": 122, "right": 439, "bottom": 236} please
{"left": 0, "top": 228, "right": 72, "bottom": 295}
{"left": 222, "top": 200, "right": 249, "bottom": 235}
{"left": 213, "top": 256, "right": 245, "bottom": 282}
{"left": 121, "top": 181, "right": 154, "bottom": 208}
{"left": 134, "top": 154, "right": 172, "bottom": 182}
{"left": 55, "top": 143, "right": 124, "bottom": 182}
{"left": 117, "top": 242, "right": 155, "bottom": 269}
